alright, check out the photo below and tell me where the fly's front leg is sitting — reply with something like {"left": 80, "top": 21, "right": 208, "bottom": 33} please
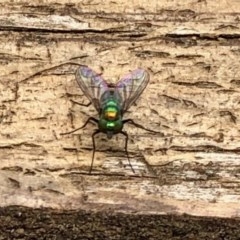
{"left": 120, "top": 131, "right": 135, "bottom": 174}
{"left": 89, "top": 129, "right": 101, "bottom": 174}
{"left": 61, "top": 117, "right": 98, "bottom": 135}
{"left": 123, "top": 119, "right": 163, "bottom": 135}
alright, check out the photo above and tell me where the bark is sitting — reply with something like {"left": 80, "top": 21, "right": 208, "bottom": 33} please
{"left": 0, "top": 0, "right": 240, "bottom": 238}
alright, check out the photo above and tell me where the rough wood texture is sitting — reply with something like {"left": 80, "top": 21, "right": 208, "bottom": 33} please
{"left": 1, "top": 0, "right": 240, "bottom": 224}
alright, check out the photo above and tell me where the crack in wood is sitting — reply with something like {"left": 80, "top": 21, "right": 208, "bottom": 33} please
{"left": 163, "top": 145, "right": 240, "bottom": 154}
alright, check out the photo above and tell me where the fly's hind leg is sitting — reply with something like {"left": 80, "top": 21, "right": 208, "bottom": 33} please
{"left": 61, "top": 117, "right": 98, "bottom": 135}
{"left": 70, "top": 99, "right": 91, "bottom": 107}
{"left": 123, "top": 119, "right": 163, "bottom": 135}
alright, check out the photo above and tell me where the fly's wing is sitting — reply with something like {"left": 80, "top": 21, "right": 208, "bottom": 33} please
{"left": 114, "top": 69, "right": 149, "bottom": 112}
{"left": 75, "top": 66, "right": 108, "bottom": 111}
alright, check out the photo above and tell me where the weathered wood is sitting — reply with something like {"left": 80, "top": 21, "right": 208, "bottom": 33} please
{"left": 1, "top": 1, "right": 240, "bottom": 230}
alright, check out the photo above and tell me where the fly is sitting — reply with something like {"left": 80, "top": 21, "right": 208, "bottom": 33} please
{"left": 62, "top": 66, "right": 159, "bottom": 173}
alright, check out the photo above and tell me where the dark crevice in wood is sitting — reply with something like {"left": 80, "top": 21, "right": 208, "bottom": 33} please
{"left": 166, "top": 33, "right": 240, "bottom": 40}
{"left": 60, "top": 171, "right": 158, "bottom": 179}
{"left": 0, "top": 26, "right": 134, "bottom": 34}
{"left": 156, "top": 145, "right": 240, "bottom": 154}
{"left": 171, "top": 81, "right": 223, "bottom": 89}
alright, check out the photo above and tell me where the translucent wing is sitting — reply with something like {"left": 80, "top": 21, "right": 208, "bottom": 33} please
{"left": 114, "top": 69, "right": 149, "bottom": 112}
{"left": 75, "top": 66, "right": 108, "bottom": 111}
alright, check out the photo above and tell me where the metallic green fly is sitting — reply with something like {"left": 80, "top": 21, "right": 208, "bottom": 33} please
{"left": 62, "top": 66, "right": 158, "bottom": 174}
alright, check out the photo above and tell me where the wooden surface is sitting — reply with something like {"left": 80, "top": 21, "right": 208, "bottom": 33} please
{"left": 1, "top": 0, "right": 240, "bottom": 219}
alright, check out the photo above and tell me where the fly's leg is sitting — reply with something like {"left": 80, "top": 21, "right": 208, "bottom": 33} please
{"left": 123, "top": 119, "right": 163, "bottom": 135}
{"left": 61, "top": 117, "right": 99, "bottom": 174}
{"left": 61, "top": 117, "right": 98, "bottom": 135}
{"left": 70, "top": 99, "right": 91, "bottom": 107}
{"left": 120, "top": 131, "right": 135, "bottom": 174}
{"left": 89, "top": 129, "right": 101, "bottom": 174}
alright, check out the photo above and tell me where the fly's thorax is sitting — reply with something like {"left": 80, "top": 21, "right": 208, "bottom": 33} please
{"left": 98, "top": 118, "right": 123, "bottom": 137}
{"left": 98, "top": 99, "right": 123, "bottom": 136}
